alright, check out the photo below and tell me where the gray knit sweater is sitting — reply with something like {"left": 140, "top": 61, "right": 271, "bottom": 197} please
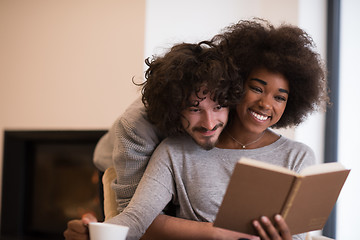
{"left": 108, "top": 134, "right": 314, "bottom": 240}
{"left": 93, "top": 98, "right": 164, "bottom": 212}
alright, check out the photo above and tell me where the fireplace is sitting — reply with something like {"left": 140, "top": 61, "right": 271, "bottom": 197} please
{"left": 1, "top": 130, "right": 107, "bottom": 240}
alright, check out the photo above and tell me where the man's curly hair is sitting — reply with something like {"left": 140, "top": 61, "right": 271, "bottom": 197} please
{"left": 141, "top": 42, "right": 242, "bottom": 136}
{"left": 214, "top": 19, "right": 329, "bottom": 128}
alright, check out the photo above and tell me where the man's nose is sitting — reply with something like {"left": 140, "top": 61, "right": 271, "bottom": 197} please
{"left": 201, "top": 111, "right": 217, "bottom": 130}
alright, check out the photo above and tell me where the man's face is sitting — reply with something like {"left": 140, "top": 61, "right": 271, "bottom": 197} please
{"left": 181, "top": 88, "right": 229, "bottom": 150}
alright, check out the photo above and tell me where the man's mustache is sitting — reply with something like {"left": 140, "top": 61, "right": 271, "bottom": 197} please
{"left": 192, "top": 123, "right": 224, "bottom": 133}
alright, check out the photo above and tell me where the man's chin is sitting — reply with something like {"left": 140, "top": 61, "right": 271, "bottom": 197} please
{"left": 189, "top": 132, "right": 220, "bottom": 150}
{"left": 196, "top": 139, "right": 217, "bottom": 150}
{"left": 200, "top": 143, "right": 215, "bottom": 150}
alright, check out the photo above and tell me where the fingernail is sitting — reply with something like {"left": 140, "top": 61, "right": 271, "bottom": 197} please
{"left": 275, "top": 214, "right": 281, "bottom": 221}
{"left": 261, "top": 216, "right": 268, "bottom": 223}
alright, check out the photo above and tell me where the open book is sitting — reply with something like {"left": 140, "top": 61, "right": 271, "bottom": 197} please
{"left": 213, "top": 157, "right": 350, "bottom": 235}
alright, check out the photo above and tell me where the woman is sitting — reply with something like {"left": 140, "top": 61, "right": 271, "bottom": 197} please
{"left": 213, "top": 19, "right": 329, "bottom": 239}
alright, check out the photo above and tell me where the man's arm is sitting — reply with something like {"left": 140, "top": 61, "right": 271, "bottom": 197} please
{"left": 110, "top": 98, "right": 165, "bottom": 212}
{"left": 93, "top": 130, "right": 114, "bottom": 171}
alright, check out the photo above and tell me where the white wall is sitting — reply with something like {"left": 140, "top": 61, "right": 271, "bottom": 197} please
{"left": 296, "top": 0, "right": 327, "bottom": 165}
{"left": 144, "top": 0, "right": 299, "bottom": 58}
{"left": 296, "top": 2, "right": 328, "bottom": 237}
{"left": 337, "top": 0, "right": 360, "bottom": 239}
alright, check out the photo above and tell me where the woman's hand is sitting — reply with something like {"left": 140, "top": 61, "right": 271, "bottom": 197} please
{"left": 212, "top": 225, "right": 260, "bottom": 240}
{"left": 252, "top": 214, "right": 292, "bottom": 240}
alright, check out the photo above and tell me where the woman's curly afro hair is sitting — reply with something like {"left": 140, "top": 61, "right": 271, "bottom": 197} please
{"left": 214, "top": 19, "right": 330, "bottom": 128}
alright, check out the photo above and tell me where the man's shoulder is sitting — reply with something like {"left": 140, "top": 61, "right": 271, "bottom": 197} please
{"left": 111, "top": 97, "right": 165, "bottom": 141}
{"left": 118, "top": 97, "right": 147, "bottom": 125}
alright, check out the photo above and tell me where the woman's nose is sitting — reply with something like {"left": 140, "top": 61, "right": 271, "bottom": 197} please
{"left": 258, "top": 96, "right": 271, "bottom": 109}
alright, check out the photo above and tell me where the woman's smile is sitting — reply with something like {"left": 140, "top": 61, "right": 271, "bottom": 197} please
{"left": 248, "top": 109, "right": 270, "bottom": 122}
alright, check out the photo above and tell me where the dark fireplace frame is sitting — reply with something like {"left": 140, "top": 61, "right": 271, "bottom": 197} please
{"left": 1, "top": 130, "right": 106, "bottom": 240}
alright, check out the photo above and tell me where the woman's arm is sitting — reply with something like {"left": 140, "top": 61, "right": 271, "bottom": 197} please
{"left": 142, "top": 214, "right": 259, "bottom": 240}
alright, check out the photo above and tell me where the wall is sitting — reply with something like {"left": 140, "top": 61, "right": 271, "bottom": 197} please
{"left": 296, "top": 0, "right": 327, "bottom": 165}
{"left": 337, "top": 0, "right": 360, "bottom": 239}
{"left": 144, "top": 0, "right": 299, "bottom": 57}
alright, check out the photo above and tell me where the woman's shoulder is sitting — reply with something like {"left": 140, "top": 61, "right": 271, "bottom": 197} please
{"left": 278, "top": 135, "right": 314, "bottom": 152}
{"left": 158, "top": 135, "right": 197, "bottom": 149}
{"left": 277, "top": 136, "right": 316, "bottom": 164}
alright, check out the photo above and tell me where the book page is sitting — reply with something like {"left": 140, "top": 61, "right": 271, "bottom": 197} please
{"left": 300, "top": 162, "right": 345, "bottom": 176}
{"left": 239, "top": 158, "right": 297, "bottom": 176}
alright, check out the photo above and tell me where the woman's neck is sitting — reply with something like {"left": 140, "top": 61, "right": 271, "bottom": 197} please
{"left": 216, "top": 123, "right": 278, "bottom": 150}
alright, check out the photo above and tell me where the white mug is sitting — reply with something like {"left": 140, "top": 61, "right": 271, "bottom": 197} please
{"left": 88, "top": 222, "right": 129, "bottom": 240}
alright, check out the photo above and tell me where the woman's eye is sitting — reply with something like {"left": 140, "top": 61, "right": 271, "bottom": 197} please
{"left": 250, "top": 86, "right": 262, "bottom": 93}
{"left": 275, "top": 96, "right": 287, "bottom": 102}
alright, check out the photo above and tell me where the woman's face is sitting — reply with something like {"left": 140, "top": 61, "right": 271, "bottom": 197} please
{"left": 235, "top": 67, "right": 289, "bottom": 134}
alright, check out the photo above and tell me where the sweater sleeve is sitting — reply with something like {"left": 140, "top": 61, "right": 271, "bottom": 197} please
{"left": 93, "top": 130, "right": 115, "bottom": 172}
{"left": 106, "top": 141, "right": 175, "bottom": 240}
{"left": 111, "top": 98, "right": 165, "bottom": 213}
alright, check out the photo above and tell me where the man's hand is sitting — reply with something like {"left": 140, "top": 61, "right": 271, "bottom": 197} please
{"left": 252, "top": 214, "right": 292, "bottom": 240}
{"left": 64, "top": 213, "right": 98, "bottom": 240}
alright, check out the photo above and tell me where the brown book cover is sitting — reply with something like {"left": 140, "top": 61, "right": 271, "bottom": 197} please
{"left": 213, "top": 157, "right": 350, "bottom": 235}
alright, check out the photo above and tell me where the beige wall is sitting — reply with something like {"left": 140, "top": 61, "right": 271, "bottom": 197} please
{"left": 0, "top": 0, "right": 145, "bottom": 130}
{"left": 0, "top": 0, "right": 146, "bottom": 208}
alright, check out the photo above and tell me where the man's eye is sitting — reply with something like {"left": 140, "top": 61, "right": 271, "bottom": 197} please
{"left": 215, "top": 105, "right": 226, "bottom": 110}
{"left": 189, "top": 108, "right": 200, "bottom": 112}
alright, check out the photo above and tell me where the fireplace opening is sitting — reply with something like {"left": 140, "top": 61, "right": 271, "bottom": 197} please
{"left": 1, "top": 130, "right": 107, "bottom": 240}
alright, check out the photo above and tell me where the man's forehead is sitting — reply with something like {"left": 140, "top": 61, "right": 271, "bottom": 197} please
{"left": 189, "top": 87, "right": 210, "bottom": 98}
{"left": 189, "top": 92, "right": 208, "bottom": 103}
{"left": 188, "top": 95, "right": 220, "bottom": 107}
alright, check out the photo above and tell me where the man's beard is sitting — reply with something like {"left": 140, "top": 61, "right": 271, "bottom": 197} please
{"left": 192, "top": 122, "right": 224, "bottom": 150}
{"left": 198, "top": 137, "right": 218, "bottom": 150}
